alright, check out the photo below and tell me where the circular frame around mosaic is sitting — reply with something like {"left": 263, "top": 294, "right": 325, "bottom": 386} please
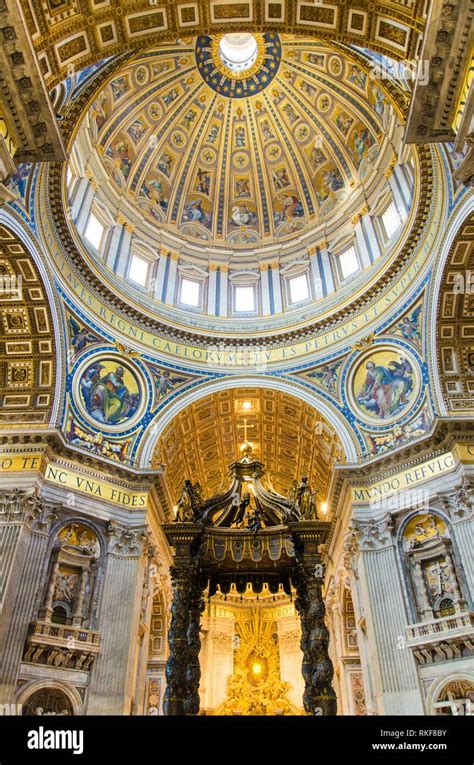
{"left": 74, "top": 354, "right": 147, "bottom": 433}
{"left": 346, "top": 344, "right": 422, "bottom": 427}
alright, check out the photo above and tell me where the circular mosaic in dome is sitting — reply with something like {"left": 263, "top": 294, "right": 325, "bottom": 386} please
{"left": 78, "top": 37, "right": 394, "bottom": 248}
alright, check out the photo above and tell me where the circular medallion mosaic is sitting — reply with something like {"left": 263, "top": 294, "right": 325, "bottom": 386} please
{"left": 76, "top": 355, "right": 145, "bottom": 430}
{"left": 347, "top": 346, "right": 421, "bottom": 426}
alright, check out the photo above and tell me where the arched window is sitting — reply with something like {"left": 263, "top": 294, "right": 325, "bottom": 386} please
{"left": 22, "top": 687, "right": 74, "bottom": 716}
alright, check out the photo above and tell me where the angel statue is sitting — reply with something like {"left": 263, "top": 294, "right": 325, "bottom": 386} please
{"left": 175, "top": 479, "right": 204, "bottom": 522}
{"left": 288, "top": 476, "right": 318, "bottom": 520}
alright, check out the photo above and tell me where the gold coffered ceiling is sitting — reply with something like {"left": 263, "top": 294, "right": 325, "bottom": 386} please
{"left": 22, "top": 0, "right": 425, "bottom": 89}
{"left": 156, "top": 388, "right": 344, "bottom": 507}
{"left": 0, "top": 225, "right": 56, "bottom": 427}
{"left": 436, "top": 214, "right": 474, "bottom": 414}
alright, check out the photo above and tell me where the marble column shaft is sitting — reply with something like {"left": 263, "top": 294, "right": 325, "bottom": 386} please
{"left": 87, "top": 550, "right": 146, "bottom": 714}
{"left": 0, "top": 522, "right": 50, "bottom": 704}
{"left": 358, "top": 543, "right": 424, "bottom": 714}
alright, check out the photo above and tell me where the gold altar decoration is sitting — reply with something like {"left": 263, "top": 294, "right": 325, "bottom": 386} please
{"left": 215, "top": 608, "right": 300, "bottom": 716}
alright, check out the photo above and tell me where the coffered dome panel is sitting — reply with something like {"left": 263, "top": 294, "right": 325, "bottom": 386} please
{"left": 76, "top": 36, "right": 393, "bottom": 248}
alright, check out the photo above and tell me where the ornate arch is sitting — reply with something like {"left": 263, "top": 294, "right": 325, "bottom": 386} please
{"left": 138, "top": 374, "right": 359, "bottom": 470}
{"left": 0, "top": 216, "right": 63, "bottom": 429}
{"left": 15, "top": 678, "right": 84, "bottom": 715}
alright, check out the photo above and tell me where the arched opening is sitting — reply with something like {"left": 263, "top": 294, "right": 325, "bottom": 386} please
{"left": 153, "top": 386, "right": 346, "bottom": 715}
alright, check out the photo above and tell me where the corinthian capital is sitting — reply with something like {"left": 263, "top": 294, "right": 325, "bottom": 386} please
{"left": 107, "top": 521, "right": 149, "bottom": 557}
{"left": 0, "top": 488, "right": 57, "bottom": 531}
{"left": 441, "top": 480, "right": 473, "bottom": 521}
{"left": 352, "top": 514, "right": 394, "bottom": 551}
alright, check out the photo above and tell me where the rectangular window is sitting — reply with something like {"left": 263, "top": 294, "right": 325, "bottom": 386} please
{"left": 339, "top": 246, "right": 359, "bottom": 280}
{"left": 381, "top": 202, "right": 401, "bottom": 240}
{"left": 235, "top": 286, "right": 255, "bottom": 312}
{"left": 129, "top": 253, "right": 149, "bottom": 286}
{"left": 180, "top": 278, "right": 200, "bottom": 307}
{"left": 288, "top": 273, "right": 310, "bottom": 304}
{"left": 84, "top": 212, "right": 105, "bottom": 251}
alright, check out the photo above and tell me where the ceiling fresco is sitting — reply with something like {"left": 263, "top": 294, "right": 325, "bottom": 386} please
{"left": 77, "top": 36, "right": 391, "bottom": 247}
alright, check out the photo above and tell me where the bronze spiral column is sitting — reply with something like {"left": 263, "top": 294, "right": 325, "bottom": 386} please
{"left": 184, "top": 577, "right": 205, "bottom": 715}
{"left": 163, "top": 566, "right": 194, "bottom": 715}
{"left": 294, "top": 561, "right": 337, "bottom": 716}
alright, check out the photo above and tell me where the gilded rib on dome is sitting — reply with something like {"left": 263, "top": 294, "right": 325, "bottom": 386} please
{"left": 83, "top": 37, "right": 391, "bottom": 248}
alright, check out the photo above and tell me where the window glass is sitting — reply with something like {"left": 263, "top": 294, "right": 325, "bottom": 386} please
{"left": 289, "top": 273, "right": 310, "bottom": 304}
{"left": 235, "top": 285, "right": 255, "bottom": 312}
{"left": 180, "top": 278, "right": 200, "bottom": 307}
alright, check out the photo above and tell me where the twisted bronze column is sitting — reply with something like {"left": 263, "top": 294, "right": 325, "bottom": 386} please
{"left": 294, "top": 562, "right": 337, "bottom": 716}
{"left": 184, "top": 577, "right": 205, "bottom": 715}
{"left": 163, "top": 566, "right": 194, "bottom": 715}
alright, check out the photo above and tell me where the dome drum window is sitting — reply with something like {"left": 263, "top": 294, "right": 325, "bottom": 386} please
{"left": 84, "top": 211, "right": 107, "bottom": 254}
{"left": 380, "top": 201, "right": 403, "bottom": 242}
{"left": 335, "top": 245, "right": 360, "bottom": 283}
{"left": 128, "top": 253, "right": 150, "bottom": 288}
{"left": 179, "top": 277, "right": 202, "bottom": 309}
{"left": 234, "top": 285, "right": 257, "bottom": 314}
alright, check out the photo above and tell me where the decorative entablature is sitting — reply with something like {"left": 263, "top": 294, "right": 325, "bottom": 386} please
{"left": 22, "top": 0, "right": 426, "bottom": 89}
{"left": 405, "top": 0, "right": 472, "bottom": 146}
{"left": 328, "top": 419, "right": 474, "bottom": 523}
{"left": 0, "top": 432, "right": 156, "bottom": 513}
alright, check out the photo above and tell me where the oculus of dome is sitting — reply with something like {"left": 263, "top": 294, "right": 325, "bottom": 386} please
{"left": 218, "top": 34, "right": 259, "bottom": 73}
{"left": 198, "top": 32, "right": 281, "bottom": 93}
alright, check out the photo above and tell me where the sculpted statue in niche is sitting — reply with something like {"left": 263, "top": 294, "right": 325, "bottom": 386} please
{"left": 434, "top": 680, "right": 474, "bottom": 716}
{"left": 42, "top": 523, "right": 101, "bottom": 627}
{"left": 58, "top": 523, "right": 100, "bottom": 558}
{"left": 403, "top": 512, "right": 465, "bottom": 620}
{"left": 22, "top": 688, "right": 73, "bottom": 716}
